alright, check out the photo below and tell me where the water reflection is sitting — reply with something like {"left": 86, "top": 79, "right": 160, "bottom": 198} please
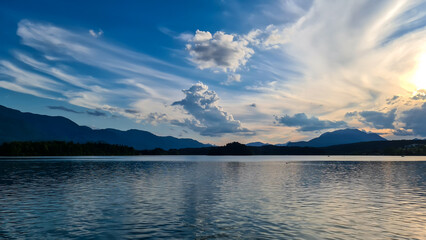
{"left": 0, "top": 158, "right": 425, "bottom": 239}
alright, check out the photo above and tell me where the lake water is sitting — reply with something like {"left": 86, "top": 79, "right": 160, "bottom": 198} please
{"left": 0, "top": 156, "right": 425, "bottom": 239}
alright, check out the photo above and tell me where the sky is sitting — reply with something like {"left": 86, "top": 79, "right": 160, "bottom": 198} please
{"left": 0, "top": 0, "right": 426, "bottom": 145}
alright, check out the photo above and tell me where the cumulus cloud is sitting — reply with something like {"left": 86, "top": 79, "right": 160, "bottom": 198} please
{"left": 359, "top": 109, "right": 396, "bottom": 129}
{"left": 400, "top": 103, "right": 426, "bottom": 136}
{"left": 171, "top": 82, "right": 252, "bottom": 136}
{"left": 186, "top": 30, "right": 254, "bottom": 73}
{"left": 275, "top": 113, "right": 347, "bottom": 131}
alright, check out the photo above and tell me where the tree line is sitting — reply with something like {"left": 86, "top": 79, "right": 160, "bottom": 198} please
{"left": 1, "top": 140, "right": 426, "bottom": 156}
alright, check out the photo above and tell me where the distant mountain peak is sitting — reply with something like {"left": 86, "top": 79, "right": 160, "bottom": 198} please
{"left": 246, "top": 141, "right": 270, "bottom": 147}
{"left": 287, "top": 128, "right": 386, "bottom": 147}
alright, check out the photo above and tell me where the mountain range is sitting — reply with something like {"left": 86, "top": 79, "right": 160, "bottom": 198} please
{"left": 0, "top": 105, "right": 208, "bottom": 150}
{"left": 0, "top": 105, "right": 388, "bottom": 151}
{"left": 247, "top": 129, "right": 386, "bottom": 147}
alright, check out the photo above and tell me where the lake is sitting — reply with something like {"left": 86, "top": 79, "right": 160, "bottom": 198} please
{"left": 0, "top": 156, "right": 425, "bottom": 239}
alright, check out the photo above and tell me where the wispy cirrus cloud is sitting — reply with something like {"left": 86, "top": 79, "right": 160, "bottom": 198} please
{"left": 207, "top": 0, "right": 426, "bottom": 140}
{"left": 0, "top": 19, "right": 199, "bottom": 129}
{"left": 17, "top": 20, "right": 192, "bottom": 86}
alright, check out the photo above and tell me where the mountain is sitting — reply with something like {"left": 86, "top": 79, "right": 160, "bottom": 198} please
{"left": 0, "top": 105, "right": 208, "bottom": 150}
{"left": 246, "top": 142, "right": 271, "bottom": 147}
{"left": 286, "top": 129, "right": 387, "bottom": 147}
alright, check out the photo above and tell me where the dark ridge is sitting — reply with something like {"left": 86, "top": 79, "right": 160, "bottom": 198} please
{"left": 0, "top": 105, "right": 209, "bottom": 150}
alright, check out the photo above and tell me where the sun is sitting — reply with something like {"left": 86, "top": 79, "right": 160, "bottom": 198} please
{"left": 412, "top": 53, "right": 426, "bottom": 90}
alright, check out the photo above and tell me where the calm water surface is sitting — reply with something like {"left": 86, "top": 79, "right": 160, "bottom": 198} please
{"left": 0, "top": 156, "right": 425, "bottom": 239}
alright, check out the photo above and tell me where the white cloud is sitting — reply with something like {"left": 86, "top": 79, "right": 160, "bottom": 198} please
{"left": 0, "top": 81, "right": 53, "bottom": 99}
{"left": 0, "top": 60, "right": 63, "bottom": 92}
{"left": 16, "top": 20, "right": 192, "bottom": 86}
{"left": 143, "top": 112, "right": 168, "bottom": 125}
{"left": 89, "top": 29, "right": 103, "bottom": 38}
{"left": 186, "top": 30, "right": 254, "bottom": 73}
{"left": 244, "top": 24, "right": 293, "bottom": 49}
{"left": 171, "top": 82, "right": 252, "bottom": 137}
{"left": 158, "top": 26, "right": 193, "bottom": 41}
{"left": 233, "top": 0, "right": 426, "bottom": 139}
{"left": 222, "top": 74, "right": 241, "bottom": 85}
{"left": 0, "top": 20, "right": 211, "bottom": 141}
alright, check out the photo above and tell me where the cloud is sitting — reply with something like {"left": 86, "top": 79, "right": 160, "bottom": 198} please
{"left": 86, "top": 110, "right": 106, "bottom": 117}
{"left": 171, "top": 82, "right": 252, "bottom": 136}
{"left": 143, "top": 112, "right": 168, "bottom": 125}
{"left": 124, "top": 109, "right": 139, "bottom": 114}
{"left": 344, "top": 111, "right": 358, "bottom": 118}
{"left": 412, "top": 90, "right": 426, "bottom": 100}
{"left": 0, "top": 20, "right": 199, "bottom": 127}
{"left": 386, "top": 95, "right": 400, "bottom": 105}
{"left": 400, "top": 103, "right": 426, "bottom": 136}
{"left": 393, "top": 128, "right": 414, "bottom": 136}
{"left": 16, "top": 20, "right": 191, "bottom": 85}
{"left": 222, "top": 73, "right": 241, "bottom": 85}
{"left": 245, "top": 24, "right": 293, "bottom": 49}
{"left": 359, "top": 109, "right": 396, "bottom": 129}
{"left": 0, "top": 60, "right": 63, "bottom": 92}
{"left": 239, "top": 0, "right": 426, "bottom": 137}
{"left": 48, "top": 105, "right": 109, "bottom": 117}
{"left": 158, "top": 27, "right": 193, "bottom": 41}
{"left": 275, "top": 113, "right": 347, "bottom": 131}
{"left": 186, "top": 30, "right": 254, "bottom": 72}
{"left": 48, "top": 106, "right": 81, "bottom": 114}
{"left": 89, "top": 29, "right": 103, "bottom": 38}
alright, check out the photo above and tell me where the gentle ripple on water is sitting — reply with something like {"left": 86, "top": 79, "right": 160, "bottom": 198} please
{"left": 0, "top": 156, "right": 425, "bottom": 239}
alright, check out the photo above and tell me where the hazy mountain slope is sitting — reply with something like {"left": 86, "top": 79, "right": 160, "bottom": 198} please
{"left": 0, "top": 105, "right": 208, "bottom": 150}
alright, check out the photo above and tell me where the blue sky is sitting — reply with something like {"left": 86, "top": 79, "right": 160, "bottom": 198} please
{"left": 0, "top": 0, "right": 426, "bottom": 145}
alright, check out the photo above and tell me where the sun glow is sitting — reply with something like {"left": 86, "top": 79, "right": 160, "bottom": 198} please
{"left": 412, "top": 53, "right": 426, "bottom": 90}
